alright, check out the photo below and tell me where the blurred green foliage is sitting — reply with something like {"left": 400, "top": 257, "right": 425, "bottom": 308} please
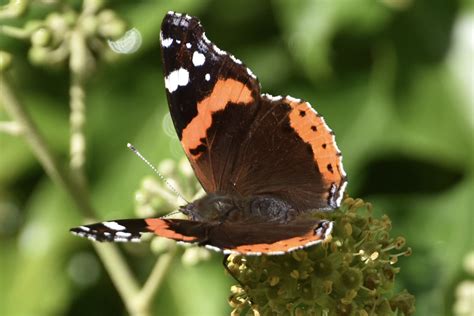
{"left": 0, "top": 0, "right": 472, "bottom": 315}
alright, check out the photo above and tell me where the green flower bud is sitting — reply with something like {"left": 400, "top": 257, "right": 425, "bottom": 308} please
{"left": 341, "top": 268, "right": 363, "bottom": 290}
{"left": 150, "top": 237, "right": 175, "bottom": 255}
{"left": 97, "top": 9, "right": 116, "bottom": 23}
{"left": 322, "top": 280, "right": 333, "bottom": 294}
{"left": 0, "top": 51, "right": 13, "bottom": 71}
{"left": 336, "top": 302, "right": 353, "bottom": 316}
{"left": 84, "top": 0, "right": 105, "bottom": 13}
{"left": 81, "top": 15, "right": 98, "bottom": 37}
{"left": 389, "top": 290, "right": 416, "bottom": 315}
{"left": 28, "top": 46, "right": 50, "bottom": 65}
{"left": 31, "top": 28, "right": 51, "bottom": 47}
{"left": 98, "top": 19, "right": 127, "bottom": 39}
{"left": 394, "top": 236, "right": 406, "bottom": 249}
{"left": 46, "top": 13, "right": 68, "bottom": 34}
{"left": 96, "top": 9, "right": 126, "bottom": 40}
{"left": 351, "top": 198, "right": 365, "bottom": 209}
{"left": 313, "top": 258, "right": 333, "bottom": 278}
{"left": 63, "top": 10, "right": 78, "bottom": 27}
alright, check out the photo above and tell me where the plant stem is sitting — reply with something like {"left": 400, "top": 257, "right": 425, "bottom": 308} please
{"left": 69, "top": 29, "right": 91, "bottom": 193}
{"left": 0, "top": 120, "right": 22, "bottom": 135}
{"left": 0, "top": 74, "right": 95, "bottom": 218}
{"left": 132, "top": 246, "right": 178, "bottom": 314}
{"left": 0, "top": 25, "right": 31, "bottom": 39}
{"left": 93, "top": 243, "right": 141, "bottom": 311}
{"left": 69, "top": 69, "right": 88, "bottom": 191}
{"left": 0, "top": 74, "right": 147, "bottom": 315}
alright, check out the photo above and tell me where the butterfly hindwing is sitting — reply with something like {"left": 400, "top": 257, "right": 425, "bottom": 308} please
{"left": 146, "top": 218, "right": 333, "bottom": 255}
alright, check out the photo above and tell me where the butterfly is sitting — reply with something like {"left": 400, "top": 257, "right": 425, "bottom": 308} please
{"left": 70, "top": 11, "right": 347, "bottom": 256}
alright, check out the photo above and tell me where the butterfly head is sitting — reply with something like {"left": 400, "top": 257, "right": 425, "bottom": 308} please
{"left": 179, "top": 193, "right": 238, "bottom": 222}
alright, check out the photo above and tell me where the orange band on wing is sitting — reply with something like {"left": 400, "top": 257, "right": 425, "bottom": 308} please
{"left": 181, "top": 79, "right": 254, "bottom": 157}
{"left": 287, "top": 100, "right": 343, "bottom": 184}
{"left": 231, "top": 226, "right": 328, "bottom": 254}
{"left": 145, "top": 218, "right": 198, "bottom": 242}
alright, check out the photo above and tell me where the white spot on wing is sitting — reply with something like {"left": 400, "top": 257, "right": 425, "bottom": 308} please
{"left": 202, "top": 33, "right": 211, "bottom": 44}
{"left": 116, "top": 232, "right": 132, "bottom": 238}
{"left": 213, "top": 44, "right": 226, "bottom": 55}
{"left": 113, "top": 237, "right": 129, "bottom": 242}
{"left": 340, "top": 161, "right": 347, "bottom": 178}
{"left": 192, "top": 51, "right": 206, "bottom": 66}
{"left": 246, "top": 67, "right": 257, "bottom": 79}
{"left": 230, "top": 54, "right": 242, "bottom": 64}
{"left": 168, "top": 11, "right": 181, "bottom": 17}
{"left": 165, "top": 68, "right": 190, "bottom": 93}
{"left": 71, "top": 231, "right": 85, "bottom": 237}
{"left": 336, "top": 181, "right": 348, "bottom": 206}
{"left": 103, "top": 221, "right": 126, "bottom": 231}
{"left": 268, "top": 251, "right": 286, "bottom": 255}
{"left": 205, "top": 73, "right": 210, "bottom": 81}
{"left": 79, "top": 226, "right": 90, "bottom": 232}
{"left": 286, "top": 95, "right": 301, "bottom": 103}
{"left": 262, "top": 93, "right": 283, "bottom": 102}
{"left": 205, "top": 245, "right": 222, "bottom": 253}
{"left": 161, "top": 37, "right": 173, "bottom": 48}
{"left": 186, "top": 43, "right": 192, "bottom": 49}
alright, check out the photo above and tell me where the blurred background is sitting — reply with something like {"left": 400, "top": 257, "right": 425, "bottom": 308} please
{"left": 0, "top": 0, "right": 472, "bottom": 315}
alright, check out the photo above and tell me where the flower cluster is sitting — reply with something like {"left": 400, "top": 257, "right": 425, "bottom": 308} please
{"left": 227, "top": 197, "right": 415, "bottom": 316}
{"left": 30, "top": 2, "right": 126, "bottom": 70}
{"left": 1, "top": 0, "right": 127, "bottom": 72}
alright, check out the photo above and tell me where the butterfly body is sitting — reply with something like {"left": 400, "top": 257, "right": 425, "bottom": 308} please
{"left": 70, "top": 11, "right": 347, "bottom": 255}
{"left": 180, "top": 193, "right": 297, "bottom": 223}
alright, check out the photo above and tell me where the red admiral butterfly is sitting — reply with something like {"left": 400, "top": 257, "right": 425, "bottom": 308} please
{"left": 70, "top": 12, "right": 348, "bottom": 255}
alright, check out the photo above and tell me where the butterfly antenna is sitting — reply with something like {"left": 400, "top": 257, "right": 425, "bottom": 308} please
{"left": 161, "top": 210, "right": 182, "bottom": 218}
{"left": 127, "top": 143, "right": 189, "bottom": 204}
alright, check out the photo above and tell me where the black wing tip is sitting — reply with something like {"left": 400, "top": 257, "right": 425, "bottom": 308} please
{"left": 161, "top": 11, "right": 202, "bottom": 32}
{"left": 70, "top": 223, "right": 143, "bottom": 243}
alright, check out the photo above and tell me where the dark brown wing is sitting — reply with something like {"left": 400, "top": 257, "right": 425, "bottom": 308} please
{"left": 160, "top": 12, "right": 347, "bottom": 210}
{"left": 226, "top": 95, "right": 347, "bottom": 210}
{"left": 160, "top": 12, "right": 261, "bottom": 193}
